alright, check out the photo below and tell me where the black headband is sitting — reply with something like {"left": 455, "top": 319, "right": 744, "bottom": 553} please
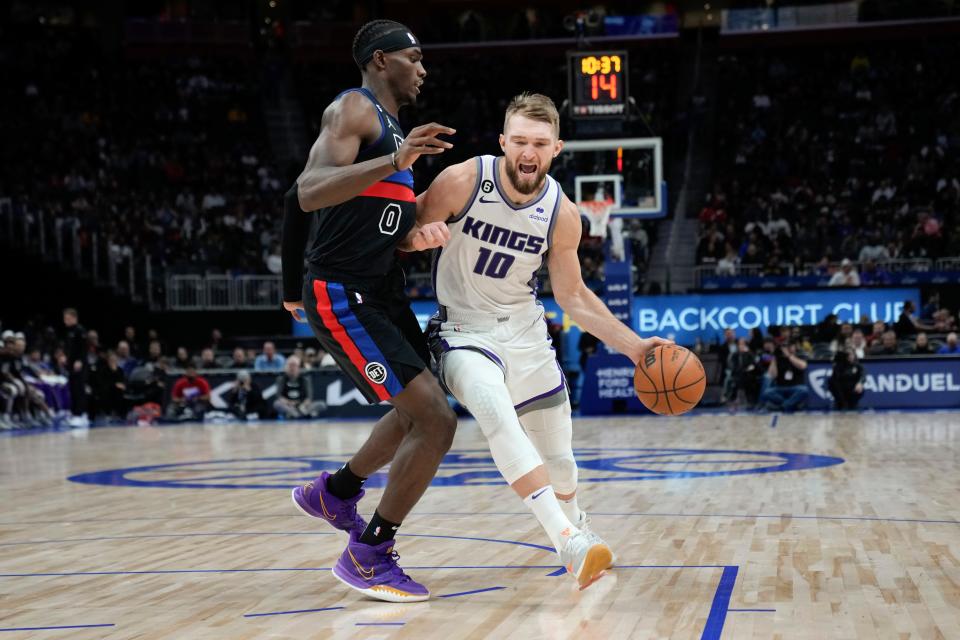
{"left": 355, "top": 28, "right": 421, "bottom": 67}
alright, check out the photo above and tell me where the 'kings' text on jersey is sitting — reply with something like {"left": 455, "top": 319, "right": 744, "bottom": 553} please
{"left": 433, "top": 155, "right": 561, "bottom": 316}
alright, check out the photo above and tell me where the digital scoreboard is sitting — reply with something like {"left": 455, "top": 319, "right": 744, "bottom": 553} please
{"left": 567, "top": 50, "right": 629, "bottom": 118}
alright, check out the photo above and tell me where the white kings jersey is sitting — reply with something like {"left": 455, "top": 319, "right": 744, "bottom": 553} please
{"left": 432, "top": 155, "right": 562, "bottom": 318}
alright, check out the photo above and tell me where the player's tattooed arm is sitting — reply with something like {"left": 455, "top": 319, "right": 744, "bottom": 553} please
{"left": 399, "top": 159, "right": 477, "bottom": 251}
{"left": 547, "top": 196, "right": 672, "bottom": 364}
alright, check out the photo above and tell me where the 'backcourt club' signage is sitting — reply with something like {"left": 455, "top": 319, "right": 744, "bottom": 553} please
{"left": 632, "top": 289, "right": 919, "bottom": 343}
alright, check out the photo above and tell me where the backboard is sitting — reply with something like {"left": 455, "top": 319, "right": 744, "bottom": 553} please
{"left": 551, "top": 137, "right": 666, "bottom": 218}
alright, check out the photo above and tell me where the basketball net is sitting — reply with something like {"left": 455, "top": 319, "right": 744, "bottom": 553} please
{"left": 578, "top": 199, "right": 615, "bottom": 239}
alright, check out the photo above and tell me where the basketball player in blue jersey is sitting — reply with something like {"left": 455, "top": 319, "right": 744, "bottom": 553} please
{"left": 416, "top": 93, "right": 672, "bottom": 590}
{"left": 281, "top": 20, "right": 457, "bottom": 603}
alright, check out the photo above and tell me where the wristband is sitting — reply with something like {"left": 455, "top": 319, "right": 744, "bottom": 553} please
{"left": 391, "top": 150, "right": 400, "bottom": 171}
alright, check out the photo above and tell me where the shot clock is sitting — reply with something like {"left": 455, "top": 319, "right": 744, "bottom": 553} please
{"left": 567, "top": 50, "right": 629, "bottom": 118}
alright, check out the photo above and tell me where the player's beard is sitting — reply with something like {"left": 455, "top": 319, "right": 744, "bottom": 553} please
{"left": 504, "top": 157, "right": 549, "bottom": 195}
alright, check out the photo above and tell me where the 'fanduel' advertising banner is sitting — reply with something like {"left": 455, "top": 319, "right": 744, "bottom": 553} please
{"left": 634, "top": 288, "right": 919, "bottom": 344}
{"left": 806, "top": 358, "right": 960, "bottom": 410}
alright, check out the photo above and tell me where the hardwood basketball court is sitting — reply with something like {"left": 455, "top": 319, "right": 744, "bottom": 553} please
{"left": 1, "top": 411, "right": 958, "bottom": 639}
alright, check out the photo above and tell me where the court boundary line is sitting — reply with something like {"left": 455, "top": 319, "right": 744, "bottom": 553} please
{"left": 0, "top": 561, "right": 738, "bottom": 638}
{"left": 3, "top": 405, "right": 957, "bottom": 438}
{"left": 244, "top": 606, "right": 345, "bottom": 618}
{"left": 0, "top": 623, "right": 115, "bottom": 632}
{"left": 2, "top": 511, "right": 955, "bottom": 528}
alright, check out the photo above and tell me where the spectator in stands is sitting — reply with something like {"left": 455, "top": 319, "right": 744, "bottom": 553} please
{"left": 763, "top": 255, "right": 786, "bottom": 276}
{"left": 859, "top": 260, "right": 891, "bottom": 286}
{"left": 865, "top": 321, "right": 886, "bottom": 346}
{"left": 123, "top": 326, "right": 140, "bottom": 358}
{"left": 145, "top": 340, "right": 163, "bottom": 365}
{"left": 138, "top": 362, "right": 168, "bottom": 407}
{"left": 868, "top": 330, "right": 899, "bottom": 356}
{"left": 578, "top": 332, "right": 600, "bottom": 373}
{"left": 748, "top": 328, "right": 765, "bottom": 352}
{"left": 759, "top": 341, "right": 809, "bottom": 412}
{"left": 740, "top": 337, "right": 777, "bottom": 407}
{"left": 815, "top": 314, "right": 840, "bottom": 344}
{"left": 223, "top": 370, "right": 266, "bottom": 420}
{"left": 858, "top": 233, "right": 890, "bottom": 263}
{"left": 196, "top": 347, "right": 217, "bottom": 370}
{"left": 254, "top": 341, "right": 285, "bottom": 371}
{"left": 696, "top": 227, "right": 724, "bottom": 264}
{"left": 166, "top": 365, "right": 211, "bottom": 421}
{"left": 94, "top": 351, "right": 127, "bottom": 420}
{"left": 828, "top": 347, "right": 866, "bottom": 410}
{"left": 828, "top": 259, "right": 861, "bottom": 287}
{"left": 291, "top": 346, "right": 306, "bottom": 368}
{"left": 849, "top": 329, "right": 867, "bottom": 359}
{"left": 83, "top": 330, "right": 101, "bottom": 369}
{"left": 894, "top": 300, "right": 932, "bottom": 337}
{"left": 209, "top": 328, "right": 223, "bottom": 352}
{"left": 715, "top": 243, "right": 739, "bottom": 276}
{"left": 938, "top": 332, "right": 959, "bottom": 354}
{"left": 1, "top": 332, "right": 52, "bottom": 428}
{"left": 174, "top": 347, "right": 192, "bottom": 369}
{"left": 230, "top": 347, "right": 248, "bottom": 369}
{"left": 912, "top": 332, "right": 935, "bottom": 354}
{"left": 718, "top": 327, "right": 737, "bottom": 360}
{"left": 786, "top": 326, "right": 812, "bottom": 357}
{"left": 273, "top": 356, "right": 323, "bottom": 419}
{"left": 829, "top": 323, "right": 854, "bottom": 353}
{"left": 932, "top": 308, "right": 958, "bottom": 333}
{"left": 116, "top": 341, "right": 138, "bottom": 377}
{"left": 302, "top": 347, "right": 319, "bottom": 370}
{"left": 629, "top": 222, "right": 650, "bottom": 266}
{"left": 721, "top": 338, "right": 755, "bottom": 405}
{"left": 1, "top": 333, "right": 29, "bottom": 428}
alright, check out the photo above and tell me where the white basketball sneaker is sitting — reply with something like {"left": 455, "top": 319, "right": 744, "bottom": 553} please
{"left": 559, "top": 530, "right": 613, "bottom": 590}
{"left": 575, "top": 512, "right": 616, "bottom": 569}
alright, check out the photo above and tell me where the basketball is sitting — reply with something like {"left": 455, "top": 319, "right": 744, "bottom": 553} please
{"left": 634, "top": 345, "right": 706, "bottom": 415}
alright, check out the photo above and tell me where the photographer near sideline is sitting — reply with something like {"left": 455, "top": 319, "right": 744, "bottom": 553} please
{"left": 223, "top": 370, "right": 266, "bottom": 420}
{"left": 828, "top": 347, "right": 866, "bottom": 410}
{"left": 759, "top": 340, "right": 809, "bottom": 412}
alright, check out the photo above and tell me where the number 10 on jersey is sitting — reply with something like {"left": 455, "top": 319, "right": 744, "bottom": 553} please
{"left": 473, "top": 248, "right": 514, "bottom": 279}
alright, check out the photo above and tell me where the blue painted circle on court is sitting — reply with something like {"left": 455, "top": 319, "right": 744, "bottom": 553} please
{"left": 68, "top": 447, "right": 844, "bottom": 489}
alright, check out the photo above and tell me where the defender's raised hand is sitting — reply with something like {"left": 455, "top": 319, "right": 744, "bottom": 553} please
{"left": 394, "top": 123, "right": 455, "bottom": 170}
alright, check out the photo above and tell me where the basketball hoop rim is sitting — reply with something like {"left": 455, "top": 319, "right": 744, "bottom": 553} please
{"left": 577, "top": 199, "right": 615, "bottom": 238}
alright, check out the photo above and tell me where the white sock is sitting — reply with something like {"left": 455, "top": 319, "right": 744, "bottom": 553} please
{"left": 558, "top": 494, "right": 582, "bottom": 525}
{"left": 523, "top": 484, "right": 577, "bottom": 553}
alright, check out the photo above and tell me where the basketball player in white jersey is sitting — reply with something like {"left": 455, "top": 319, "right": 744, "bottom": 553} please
{"left": 416, "top": 93, "right": 672, "bottom": 590}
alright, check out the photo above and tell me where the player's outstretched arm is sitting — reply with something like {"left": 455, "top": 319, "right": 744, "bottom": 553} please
{"left": 547, "top": 196, "right": 672, "bottom": 365}
{"left": 397, "top": 159, "right": 478, "bottom": 251}
{"left": 297, "top": 92, "right": 455, "bottom": 212}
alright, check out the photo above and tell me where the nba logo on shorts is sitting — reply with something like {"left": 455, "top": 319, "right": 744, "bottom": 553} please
{"left": 365, "top": 362, "right": 388, "bottom": 384}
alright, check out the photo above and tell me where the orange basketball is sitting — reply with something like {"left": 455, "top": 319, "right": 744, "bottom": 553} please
{"left": 633, "top": 345, "right": 706, "bottom": 415}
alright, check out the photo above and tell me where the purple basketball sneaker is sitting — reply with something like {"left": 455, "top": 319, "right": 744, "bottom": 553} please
{"left": 291, "top": 471, "right": 366, "bottom": 533}
{"left": 332, "top": 532, "right": 430, "bottom": 603}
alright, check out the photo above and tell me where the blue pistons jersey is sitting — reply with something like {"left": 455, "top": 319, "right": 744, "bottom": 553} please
{"left": 432, "top": 155, "right": 562, "bottom": 317}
